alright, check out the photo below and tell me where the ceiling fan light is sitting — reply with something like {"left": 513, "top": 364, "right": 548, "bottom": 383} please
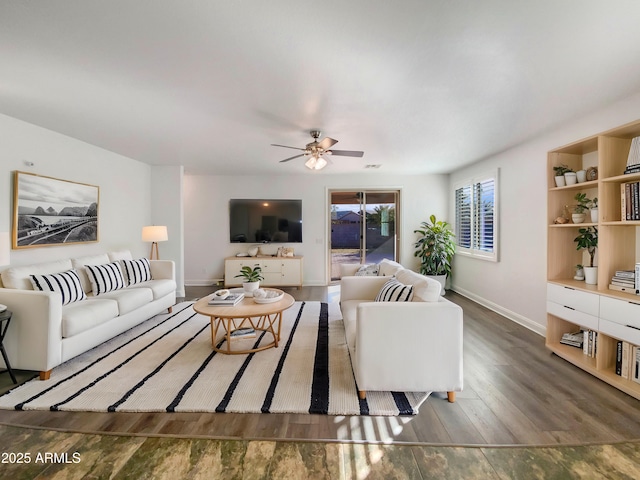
{"left": 305, "top": 157, "right": 317, "bottom": 169}
{"left": 314, "top": 157, "right": 328, "bottom": 170}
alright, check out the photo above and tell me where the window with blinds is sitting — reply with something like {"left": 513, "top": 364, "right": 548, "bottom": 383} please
{"left": 454, "top": 171, "right": 498, "bottom": 261}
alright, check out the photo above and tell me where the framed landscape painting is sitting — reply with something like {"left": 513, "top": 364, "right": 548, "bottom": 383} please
{"left": 13, "top": 171, "right": 99, "bottom": 249}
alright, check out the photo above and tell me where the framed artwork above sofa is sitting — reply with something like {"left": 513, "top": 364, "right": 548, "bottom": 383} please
{"left": 12, "top": 171, "right": 99, "bottom": 249}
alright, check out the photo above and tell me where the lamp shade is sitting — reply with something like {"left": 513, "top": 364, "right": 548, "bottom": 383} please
{"left": 0, "top": 232, "right": 10, "bottom": 266}
{"left": 141, "top": 226, "right": 168, "bottom": 242}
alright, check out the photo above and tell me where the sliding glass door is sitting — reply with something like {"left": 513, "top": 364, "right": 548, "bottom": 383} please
{"left": 329, "top": 190, "right": 399, "bottom": 281}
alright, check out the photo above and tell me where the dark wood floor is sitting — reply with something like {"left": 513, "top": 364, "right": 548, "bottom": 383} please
{"left": 1, "top": 286, "right": 640, "bottom": 446}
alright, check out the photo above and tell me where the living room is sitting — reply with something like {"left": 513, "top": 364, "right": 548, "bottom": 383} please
{"left": 2, "top": 1, "right": 640, "bottom": 477}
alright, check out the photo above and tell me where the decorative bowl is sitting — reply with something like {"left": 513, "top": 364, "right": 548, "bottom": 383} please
{"left": 253, "top": 288, "right": 284, "bottom": 304}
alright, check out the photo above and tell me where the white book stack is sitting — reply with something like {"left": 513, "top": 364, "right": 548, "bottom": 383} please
{"left": 626, "top": 136, "right": 640, "bottom": 174}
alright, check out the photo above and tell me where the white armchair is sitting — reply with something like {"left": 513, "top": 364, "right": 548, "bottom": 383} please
{"left": 340, "top": 268, "right": 463, "bottom": 402}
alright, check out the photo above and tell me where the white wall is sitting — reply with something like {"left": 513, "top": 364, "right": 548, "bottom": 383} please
{"left": 0, "top": 114, "right": 153, "bottom": 271}
{"left": 184, "top": 173, "right": 449, "bottom": 285}
{"left": 151, "top": 166, "right": 185, "bottom": 296}
{"left": 449, "top": 91, "right": 640, "bottom": 336}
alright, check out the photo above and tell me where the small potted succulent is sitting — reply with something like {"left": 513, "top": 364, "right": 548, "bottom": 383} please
{"left": 589, "top": 197, "right": 598, "bottom": 223}
{"left": 235, "top": 265, "right": 264, "bottom": 295}
{"left": 553, "top": 164, "right": 573, "bottom": 187}
{"left": 574, "top": 264, "right": 585, "bottom": 281}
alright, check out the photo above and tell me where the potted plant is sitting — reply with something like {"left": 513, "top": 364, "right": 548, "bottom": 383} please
{"left": 414, "top": 214, "right": 456, "bottom": 295}
{"left": 572, "top": 193, "right": 592, "bottom": 224}
{"left": 235, "top": 265, "right": 264, "bottom": 295}
{"left": 589, "top": 197, "right": 598, "bottom": 223}
{"left": 553, "top": 164, "right": 573, "bottom": 187}
{"left": 574, "top": 264, "right": 584, "bottom": 281}
{"left": 574, "top": 227, "right": 598, "bottom": 285}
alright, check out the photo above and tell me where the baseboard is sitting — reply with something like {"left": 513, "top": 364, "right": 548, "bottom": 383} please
{"left": 185, "top": 280, "right": 219, "bottom": 287}
{"left": 450, "top": 285, "right": 546, "bottom": 337}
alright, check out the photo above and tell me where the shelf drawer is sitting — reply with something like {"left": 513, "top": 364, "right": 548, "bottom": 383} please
{"left": 599, "top": 318, "right": 640, "bottom": 346}
{"left": 547, "top": 283, "right": 599, "bottom": 316}
{"left": 600, "top": 296, "right": 640, "bottom": 329}
{"left": 547, "top": 301, "right": 599, "bottom": 330}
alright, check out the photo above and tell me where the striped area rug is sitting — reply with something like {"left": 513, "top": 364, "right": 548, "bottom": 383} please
{"left": 0, "top": 302, "right": 429, "bottom": 415}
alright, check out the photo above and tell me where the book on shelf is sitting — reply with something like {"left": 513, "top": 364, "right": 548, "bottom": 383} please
{"left": 634, "top": 346, "right": 640, "bottom": 385}
{"left": 560, "top": 331, "right": 584, "bottom": 348}
{"left": 208, "top": 293, "right": 245, "bottom": 306}
{"left": 229, "top": 327, "right": 256, "bottom": 339}
{"left": 616, "top": 341, "right": 623, "bottom": 376}
{"left": 615, "top": 341, "right": 640, "bottom": 381}
{"left": 621, "top": 182, "right": 640, "bottom": 221}
{"left": 582, "top": 330, "right": 598, "bottom": 357}
{"left": 636, "top": 263, "right": 640, "bottom": 295}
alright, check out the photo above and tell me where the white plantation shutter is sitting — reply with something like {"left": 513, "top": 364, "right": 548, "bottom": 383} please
{"left": 454, "top": 171, "right": 498, "bottom": 261}
{"left": 474, "top": 178, "right": 495, "bottom": 253}
{"left": 455, "top": 185, "right": 472, "bottom": 249}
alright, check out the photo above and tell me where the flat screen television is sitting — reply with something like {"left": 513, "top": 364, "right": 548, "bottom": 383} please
{"left": 229, "top": 199, "right": 302, "bottom": 243}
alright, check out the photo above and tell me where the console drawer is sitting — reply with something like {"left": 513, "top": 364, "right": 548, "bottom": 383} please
{"left": 547, "top": 301, "right": 599, "bottom": 330}
{"left": 599, "top": 318, "right": 640, "bottom": 346}
{"left": 600, "top": 296, "right": 640, "bottom": 329}
{"left": 547, "top": 283, "right": 599, "bottom": 316}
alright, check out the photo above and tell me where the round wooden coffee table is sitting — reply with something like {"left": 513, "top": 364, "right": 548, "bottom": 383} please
{"left": 193, "top": 291, "right": 295, "bottom": 354}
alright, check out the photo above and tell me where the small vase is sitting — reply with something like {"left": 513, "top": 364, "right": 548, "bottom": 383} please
{"left": 590, "top": 208, "right": 598, "bottom": 223}
{"left": 555, "top": 176, "right": 566, "bottom": 187}
{"left": 576, "top": 170, "right": 587, "bottom": 183}
{"left": 572, "top": 213, "right": 586, "bottom": 224}
{"left": 574, "top": 268, "right": 585, "bottom": 281}
{"left": 564, "top": 172, "right": 577, "bottom": 185}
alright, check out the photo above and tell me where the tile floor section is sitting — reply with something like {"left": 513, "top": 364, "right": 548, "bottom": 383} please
{"left": 1, "top": 424, "right": 640, "bottom": 479}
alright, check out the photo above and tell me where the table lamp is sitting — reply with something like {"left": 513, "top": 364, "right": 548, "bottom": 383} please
{"left": 141, "top": 226, "right": 168, "bottom": 260}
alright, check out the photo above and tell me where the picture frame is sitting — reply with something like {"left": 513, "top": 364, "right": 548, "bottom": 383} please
{"left": 13, "top": 171, "right": 99, "bottom": 249}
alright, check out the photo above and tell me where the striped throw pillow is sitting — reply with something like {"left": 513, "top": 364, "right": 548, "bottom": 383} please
{"left": 121, "top": 258, "right": 152, "bottom": 286}
{"left": 30, "top": 269, "right": 86, "bottom": 305}
{"left": 85, "top": 262, "right": 126, "bottom": 296}
{"left": 375, "top": 277, "right": 414, "bottom": 302}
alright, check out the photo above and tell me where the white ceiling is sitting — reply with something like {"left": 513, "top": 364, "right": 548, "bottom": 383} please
{"left": 2, "top": 1, "right": 640, "bottom": 175}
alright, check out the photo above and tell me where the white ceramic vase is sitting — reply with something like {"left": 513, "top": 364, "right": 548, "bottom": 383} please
{"left": 576, "top": 170, "right": 587, "bottom": 183}
{"left": 590, "top": 208, "right": 598, "bottom": 223}
{"left": 554, "top": 176, "right": 566, "bottom": 187}
{"left": 584, "top": 266, "right": 598, "bottom": 285}
{"left": 564, "top": 172, "right": 577, "bottom": 185}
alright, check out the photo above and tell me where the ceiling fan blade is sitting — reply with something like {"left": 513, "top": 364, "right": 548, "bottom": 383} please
{"left": 271, "top": 144, "right": 306, "bottom": 151}
{"left": 327, "top": 149, "right": 364, "bottom": 157}
{"left": 318, "top": 137, "right": 338, "bottom": 150}
{"left": 279, "top": 153, "right": 305, "bottom": 163}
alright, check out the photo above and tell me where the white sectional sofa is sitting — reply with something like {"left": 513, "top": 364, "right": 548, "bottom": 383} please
{"left": 0, "top": 250, "right": 176, "bottom": 380}
{"left": 340, "top": 259, "right": 463, "bottom": 402}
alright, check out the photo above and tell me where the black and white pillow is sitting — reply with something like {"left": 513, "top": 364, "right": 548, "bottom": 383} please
{"left": 85, "top": 262, "right": 126, "bottom": 296}
{"left": 30, "top": 269, "right": 86, "bottom": 305}
{"left": 120, "top": 258, "right": 152, "bottom": 286}
{"left": 375, "top": 277, "right": 414, "bottom": 302}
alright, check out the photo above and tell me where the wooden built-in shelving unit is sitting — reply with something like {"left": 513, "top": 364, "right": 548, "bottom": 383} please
{"left": 547, "top": 119, "right": 640, "bottom": 400}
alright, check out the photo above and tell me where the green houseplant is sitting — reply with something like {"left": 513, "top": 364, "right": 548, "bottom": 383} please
{"left": 572, "top": 192, "right": 592, "bottom": 223}
{"left": 235, "top": 265, "right": 264, "bottom": 294}
{"left": 414, "top": 215, "right": 456, "bottom": 293}
{"left": 574, "top": 227, "right": 598, "bottom": 285}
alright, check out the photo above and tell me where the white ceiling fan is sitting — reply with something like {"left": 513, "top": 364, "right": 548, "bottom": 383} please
{"left": 272, "top": 130, "right": 364, "bottom": 170}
